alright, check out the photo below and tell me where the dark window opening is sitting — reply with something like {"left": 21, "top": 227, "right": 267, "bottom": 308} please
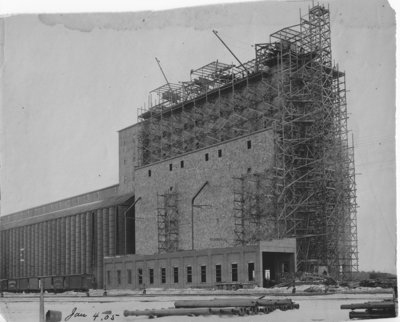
{"left": 117, "top": 270, "right": 121, "bottom": 285}
{"left": 201, "top": 265, "right": 207, "bottom": 283}
{"left": 173, "top": 267, "right": 179, "bottom": 283}
{"left": 169, "top": 164, "right": 173, "bottom": 171}
{"left": 186, "top": 266, "right": 192, "bottom": 283}
{"left": 218, "top": 149, "right": 222, "bottom": 157}
{"left": 248, "top": 263, "right": 255, "bottom": 282}
{"left": 170, "top": 186, "right": 173, "bottom": 191}
{"left": 149, "top": 268, "right": 154, "bottom": 284}
{"left": 205, "top": 153, "right": 209, "bottom": 161}
{"left": 247, "top": 140, "right": 252, "bottom": 149}
{"left": 282, "top": 261, "right": 289, "bottom": 273}
{"left": 231, "top": 263, "right": 238, "bottom": 282}
{"left": 247, "top": 167, "right": 252, "bottom": 173}
{"left": 127, "top": 269, "right": 132, "bottom": 284}
{"left": 161, "top": 268, "right": 166, "bottom": 284}
{"left": 216, "top": 265, "right": 222, "bottom": 283}
{"left": 180, "top": 160, "right": 184, "bottom": 168}
{"left": 107, "top": 271, "right": 111, "bottom": 285}
{"left": 148, "top": 169, "right": 152, "bottom": 177}
{"left": 138, "top": 268, "right": 143, "bottom": 285}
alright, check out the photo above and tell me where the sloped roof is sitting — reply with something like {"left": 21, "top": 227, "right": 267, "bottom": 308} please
{"left": 0, "top": 193, "right": 135, "bottom": 230}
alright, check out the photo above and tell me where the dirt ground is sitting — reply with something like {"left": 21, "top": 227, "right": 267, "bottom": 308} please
{"left": 0, "top": 292, "right": 394, "bottom": 322}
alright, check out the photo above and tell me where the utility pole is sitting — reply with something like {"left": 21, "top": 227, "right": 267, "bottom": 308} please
{"left": 39, "top": 278, "right": 44, "bottom": 322}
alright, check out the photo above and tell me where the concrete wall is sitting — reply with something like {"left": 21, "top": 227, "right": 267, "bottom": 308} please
{"left": 104, "top": 245, "right": 260, "bottom": 289}
{"left": 0, "top": 190, "right": 136, "bottom": 289}
{"left": 134, "top": 129, "right": 274, "bottom": 255}
{"left": 0, "top": 208, "right": 116, "bottom": 288}
{"left": 118, "top": 124, "right": 140, "bottom": 194}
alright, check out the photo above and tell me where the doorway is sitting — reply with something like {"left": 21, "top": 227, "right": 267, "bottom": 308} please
{"left": 262, "top": 252, "right": 294, "bottom": 287}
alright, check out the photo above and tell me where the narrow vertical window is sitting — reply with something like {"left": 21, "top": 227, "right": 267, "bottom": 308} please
{"left": 149, "top": 268, "right": 154, "bottom": 284}
{"left": 248, "top": 263, "right": 255, "bottom": 282}
{"left": 117, "top": 270, "right": 121, "bottom": 285}
{"left": 173, "top": 267, "right": 179, "bottom": 283}
{"left": 205, "top": 153, "right": 209, "bottom": 161}
{"left": 231, "top": 264, "right": 238, "bottom": 282}
{"left": 216, "top": 265, "right": 222, "bottom": 283}
{"left": 180, "top": 160, "right": 184, "bottom": 168}
{"left": 247, "top": 140, "right": 252, "bottom": 149}
{"left": 218, "top": 149, "right": 222, "bottom": 157}
{"left": 127, "top": 269, "right": 132, "bottom": 284}
{"left": 169, "top": 163, "right": 173, "bottom": 171}
{"left": 161, "top": 268, "right": 166, "bottom": 284}
{"left": 138, "top": 268, "right": 143, "bottom": 285}
{"left": 186, "top": 266, "right": 192, "bottom": 283}
{"left": 201, "top": 265, "right": 207, "bottom": 283}
{"left": 148, "top": 169, "right": 152, "bottom": 177}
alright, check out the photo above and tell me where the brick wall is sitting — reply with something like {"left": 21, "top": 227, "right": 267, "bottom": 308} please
{"left": 134, "top": 129, "right": 274, "bottom": 255}
{"left": 118, "top": 124, "right": 140, "bottom": 194}
{"left": 104, "top": 245, "right": 260, "bottom": 290}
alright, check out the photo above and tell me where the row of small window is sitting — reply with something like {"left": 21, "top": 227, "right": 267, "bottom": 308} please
{"left": 147, "top": 140, "right": 252, "bottom": 177}
{"left": 109, "top": 263, "right": 255, "bottom": 285}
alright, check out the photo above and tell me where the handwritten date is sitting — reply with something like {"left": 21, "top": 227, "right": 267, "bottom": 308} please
{"left": 64, "top": 307, "right": 119, "bottom": 321}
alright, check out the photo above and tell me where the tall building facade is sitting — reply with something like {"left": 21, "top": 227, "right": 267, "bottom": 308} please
{"left": 0, "top": 5, "right": 358, "bottom": 289}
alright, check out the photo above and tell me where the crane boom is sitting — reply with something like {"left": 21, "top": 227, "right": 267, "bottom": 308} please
{"left": 212, "top": 30, "right": 249, "bottom": 74}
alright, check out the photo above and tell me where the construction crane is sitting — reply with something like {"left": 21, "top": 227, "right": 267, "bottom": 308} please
{"left": 212, "top": 30, "right": 249, "bottom": 74}
{"left": 155, "top": 57, "right": 177, "bottom": 102}
{"left": 155, "top": 57, "right": 171, "bottom": 86}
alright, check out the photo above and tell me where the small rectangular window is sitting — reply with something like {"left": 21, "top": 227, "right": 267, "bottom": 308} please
{"left": 247, "top": 140, "right": 252, "bottom": 149}
{"left": 149, "top": 268, "right": 154, "bottom": 284}
{"left": 169, "top": 164, "right": 173, "bottom": 171}
{"left": 138, "top": 268, "right": 143, "bottom": 285}
{"left": 216, "top": 265, "right": 222, "bottom": 283}
{"left": 117, "top": 270, "right": 121, "bottom": 285}
{"left": 201, "top": 265, "right": 207, "bottom": 283}
{"left": 148, "top": 169, "right": 152, "bottom": 177}
{"left": 218, "top": 149, "right": 222, "bottom": 158}
{"left": 127, "top": 269, "right": 132, "bottom": 284}
{"left": 205, "top": 153, "right": 209, "bottom": 161}
{"left": 161, "top": 268, "right": 166, "bottom": 284}
{"left": 186, "top": 266, "right": 192, "bottom": 283}
{"left": 107, "top": 271, "right": 111, "bottom": 285}
{"left": 231, "top": 264, "right": 238, "bottom": 282}
{"left": 248, "top": 263, "right": 255, "bottom": 282}
{"left": 180, "top": 160, "right": 184, "bottom": 168}
{"left": 173, "top": 267, "right": 179, "bottom": 283}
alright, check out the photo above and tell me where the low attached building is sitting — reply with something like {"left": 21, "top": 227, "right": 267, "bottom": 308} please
{"left": 104, "top": 239, "right": 296, "bottom": 289}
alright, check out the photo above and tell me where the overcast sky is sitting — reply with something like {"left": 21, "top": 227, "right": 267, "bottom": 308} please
{"left": 0, "top": 0, "right": 397, "bottom": 274}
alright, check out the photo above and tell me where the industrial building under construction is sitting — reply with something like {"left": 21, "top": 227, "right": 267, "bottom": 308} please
{"left": 0, "top": 4, "right": 359, "bottom": 291}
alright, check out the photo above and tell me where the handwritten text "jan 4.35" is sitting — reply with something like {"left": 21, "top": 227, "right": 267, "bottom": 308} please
{"left": 64, "top": 307, "right": 120, "bottom": 321}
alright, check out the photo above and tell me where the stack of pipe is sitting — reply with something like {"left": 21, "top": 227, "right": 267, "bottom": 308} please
{"left": 340, "top": 300, "right": 396, "bottom": 320}
{"left": 124, "top": 298, "right": 299, "bottom": 318}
